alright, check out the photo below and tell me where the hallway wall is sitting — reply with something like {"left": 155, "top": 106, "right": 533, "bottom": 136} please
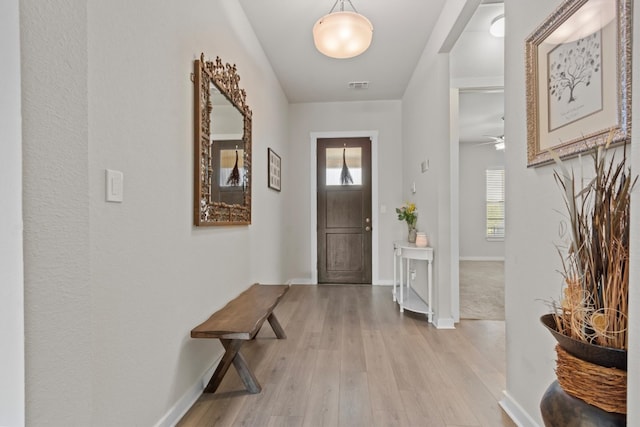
{"left": 401, "top": 0, "right": 480, "bottom": 327}
{"left": 287, "top": 101, "right": 403, "bottom": 284}
{"left": 0, "top": 0, "right": 24, "bottom": 424}
{"left": 21, "top": 0, "right": 92, "bottom": 424}
{"left": 459, "top": 143, "right": 505, "bottom": 259}
{"left": 629, "top": 2, "right": 640, "bottom": 422}
{"left": 503, "top": 0, "right": 639, "bottom": 424}
{"left": 21, "top": 0, "right": 289, "bottom": 425}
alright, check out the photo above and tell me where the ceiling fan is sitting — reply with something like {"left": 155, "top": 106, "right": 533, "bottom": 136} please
{"left": 477, "top": 135, "right": 505, "bottom": 150}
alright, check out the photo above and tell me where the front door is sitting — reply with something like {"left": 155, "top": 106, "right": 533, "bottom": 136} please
{"left": 317, "top": 137, "right": 372, "bottom": 284}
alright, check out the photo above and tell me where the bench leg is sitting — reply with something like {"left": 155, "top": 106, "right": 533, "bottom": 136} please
{"left": 267, "top": 312, "right": 286, "bottom": 339}
{"left": 203, "top": 339, "right": 262, "bottom": 394}
{"left": 228, "top": 342, "right": 262, "bottom": 394}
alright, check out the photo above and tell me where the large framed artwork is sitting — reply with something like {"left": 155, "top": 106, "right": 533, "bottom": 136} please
{"left": 525, "top": 0, "right": 631, "bottom": 167}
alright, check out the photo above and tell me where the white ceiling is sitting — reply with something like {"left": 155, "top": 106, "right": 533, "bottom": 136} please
{"left": 458, "top": 90, "right": 504, "bottom": 144}
{"left": 238, "top": 0, "right": 504, "bottom": 143}
{"left": 238, "top": 0, "right": 448, "bottom": 103}
{"left": 451, "top": 2, "right": 505, "bottom": 145}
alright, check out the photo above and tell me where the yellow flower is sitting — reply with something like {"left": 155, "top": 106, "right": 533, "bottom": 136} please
{"left": 396, "top": 202, "right": 418, "bottom": 226}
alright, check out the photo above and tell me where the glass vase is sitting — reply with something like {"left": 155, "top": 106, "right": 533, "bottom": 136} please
{"left": 408, "top": 225, "right": 417, "bottom": 243}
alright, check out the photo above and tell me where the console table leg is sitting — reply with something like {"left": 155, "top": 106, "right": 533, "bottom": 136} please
{"left": 427, "top": 260, "right": 433, "bottom": 323}
{"left": 399, "top": 257, "right": 404, "bottom": 312}
{"left": 393, "top": 249, "right": 397, "bottom": 302}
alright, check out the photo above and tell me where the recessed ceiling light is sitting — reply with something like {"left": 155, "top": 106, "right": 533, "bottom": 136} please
{"left": 489, "top": 14, "right": 505, "bottom": 38}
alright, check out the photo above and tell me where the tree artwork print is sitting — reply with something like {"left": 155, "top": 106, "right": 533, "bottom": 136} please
{"left": 547, "top": 30, "right": 603, "bottom": 131}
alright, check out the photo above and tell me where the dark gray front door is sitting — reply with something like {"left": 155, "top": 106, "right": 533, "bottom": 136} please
{"left": 317, "top": 137, "right": 372, "bottom": 284}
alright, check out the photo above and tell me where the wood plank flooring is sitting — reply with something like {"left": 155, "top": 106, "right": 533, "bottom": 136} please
{"left": 178, "top": 285, "right": 515, "bottom": 427}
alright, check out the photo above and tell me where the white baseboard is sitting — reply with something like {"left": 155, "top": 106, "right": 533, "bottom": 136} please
{"left": 286, "top": 278, "right": 314, "bottom": 285}
{"left": 459, "top": 256, "right": 505, "bottom": 261}
{"left": 499, "top": 391, "right": 541, "bottom": 427}
{"left": 153, "top": 355, "right": 222, "bottom": 427}
{"left": 434, "top": 317, "right": 456, "bottom": 329}
{"left": 286, "top": 279, "right": 395, "bottom": 286}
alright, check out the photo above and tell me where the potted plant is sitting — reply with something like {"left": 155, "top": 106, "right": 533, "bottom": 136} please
{"left": 396, "top": 202, "right": 418, "bottom": 243}
{"left": 540, "top": 137, "right": 636, "bottom": 426}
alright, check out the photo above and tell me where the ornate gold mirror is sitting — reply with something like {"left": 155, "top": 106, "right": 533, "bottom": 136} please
{"left": 193, "top": 54, "right": 252, "bottom": 225}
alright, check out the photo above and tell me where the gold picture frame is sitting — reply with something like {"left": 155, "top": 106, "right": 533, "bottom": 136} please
{"left": 525, "top": 0, "right": 631, "bottom": 167}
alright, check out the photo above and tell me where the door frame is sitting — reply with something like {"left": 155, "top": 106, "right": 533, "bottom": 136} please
{"left": 310, "top": 131, "right": 379, "bottom": 285}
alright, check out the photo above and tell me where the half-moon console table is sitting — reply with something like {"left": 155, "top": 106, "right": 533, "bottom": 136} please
{"left": 393, "top": 242, "right": 433, "bottom": 323}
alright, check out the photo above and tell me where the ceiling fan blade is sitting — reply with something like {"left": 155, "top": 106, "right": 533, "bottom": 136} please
{"left": 482, "top": 135, "right": 504, "bottom": 142}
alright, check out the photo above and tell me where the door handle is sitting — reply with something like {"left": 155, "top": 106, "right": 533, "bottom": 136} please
{"left": 365, "top": 226, "right": 371, "bottom": 232}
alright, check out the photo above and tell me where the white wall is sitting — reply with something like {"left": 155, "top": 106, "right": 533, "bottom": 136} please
{"left": 628, "top": 3, "right": 640, "bottom": 424}
{"left": 403, "top": 53, "right": 454, "bottom": 327}
{"left": 21, "top": 0, "right": 93, "bottom": 424}
{"left": 459, "top": 143, "right": 505, "bottom": 259}
{"left": 287, "top": 101, "right": 403, "bottom": 284}
{"left": 401, "top": 0, "right": 478, "bottom": 328}
{"left": 21, "top": 0, "right": 289, "bottom": 425}
{"left": 0, "top": 0, "right": 25, "bottom": 425}
{"left": 502, "top": 1, "right": 572, "bottom": 423}
{"left": 502, "top": 0, "right": 639, "bottom": 425}
{"left": 627, "top": 2, "right": 640, "bottom": 426}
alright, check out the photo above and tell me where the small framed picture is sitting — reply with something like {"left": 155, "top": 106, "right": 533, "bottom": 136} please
{"left": 268, "top": 148, "right": 281, "bottom": 191}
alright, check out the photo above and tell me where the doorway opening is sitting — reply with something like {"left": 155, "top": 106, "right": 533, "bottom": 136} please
{"left": 450, "top": 1, "right": 506, "bottom": 321}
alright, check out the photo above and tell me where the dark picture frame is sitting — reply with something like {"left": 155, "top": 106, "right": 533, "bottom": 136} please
{"left": 268, "top": 148, "right": 281, "bottom": 191}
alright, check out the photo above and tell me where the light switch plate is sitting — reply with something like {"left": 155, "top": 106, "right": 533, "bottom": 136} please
{"left": 106, "top": 169, "right": 124, "bottom": 202}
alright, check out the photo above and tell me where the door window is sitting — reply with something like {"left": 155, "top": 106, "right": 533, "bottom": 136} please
{"left": 325, "top": 147, "right": 362, "bottom": 186}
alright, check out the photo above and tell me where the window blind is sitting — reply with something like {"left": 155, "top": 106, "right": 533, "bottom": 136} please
{"left": 486, "top": 168, "right": 505, "bottom": 239}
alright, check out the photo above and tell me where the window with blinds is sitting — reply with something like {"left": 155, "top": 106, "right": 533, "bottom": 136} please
{"left": 486, "top": 168, "right": 505, "bottom": 240}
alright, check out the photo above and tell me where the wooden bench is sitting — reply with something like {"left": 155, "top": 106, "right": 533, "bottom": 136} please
{"left": 191, "top": 283, "right": 289, "bottom": 394}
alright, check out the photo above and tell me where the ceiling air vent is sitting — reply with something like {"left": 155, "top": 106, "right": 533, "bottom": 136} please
{"left": 348, "top": 81, "right": 369, "bottom": 89}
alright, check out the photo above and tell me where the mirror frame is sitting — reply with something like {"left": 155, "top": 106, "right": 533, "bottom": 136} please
{"left": 193, "top": 54, "right": 252, "bottom": 226}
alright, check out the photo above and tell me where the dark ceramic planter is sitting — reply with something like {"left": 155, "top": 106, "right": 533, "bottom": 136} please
{"left": 539, "top": 314, "right": 627, "bottom": 426}
{"left": 540, "top": 314, "right": 627, "bottom": 370}
{"left": 541, "top": 381, "right": 626, "bottom": 427}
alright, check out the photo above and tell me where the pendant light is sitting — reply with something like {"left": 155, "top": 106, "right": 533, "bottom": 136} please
{"left": 313, "top": 0, "right": 373, "bottom": 59}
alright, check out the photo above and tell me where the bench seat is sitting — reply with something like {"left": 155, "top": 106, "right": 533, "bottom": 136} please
{"left": 191, "top": 283, "right": 289, "bottom": 394}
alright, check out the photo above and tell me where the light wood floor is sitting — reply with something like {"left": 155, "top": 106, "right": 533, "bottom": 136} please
{"left": 178, "top": 285, "right": 516, "bottom": 427}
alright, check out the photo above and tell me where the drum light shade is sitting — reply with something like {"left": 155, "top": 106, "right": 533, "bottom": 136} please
{"left": 313, "top": 10, "right": 373, "bottom": 59}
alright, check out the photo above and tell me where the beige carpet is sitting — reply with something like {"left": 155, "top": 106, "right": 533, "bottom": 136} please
{"left": 460, "top": 260, "right": 505, "bottom": 320}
